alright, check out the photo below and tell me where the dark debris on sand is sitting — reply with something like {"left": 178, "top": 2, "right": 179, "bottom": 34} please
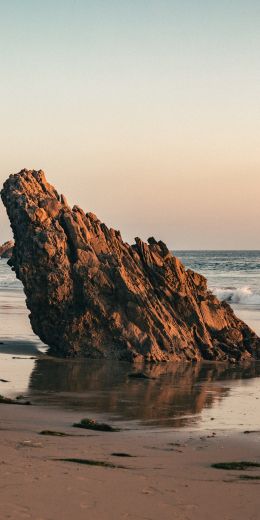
{"left": 212, "top": 461, "right": 260, "bottom": 471}
{"left": 73, "top": 418, "right": 119, "bottom": 432}
{"left": 58, "top": 458, "right": 126, "bottom": 468}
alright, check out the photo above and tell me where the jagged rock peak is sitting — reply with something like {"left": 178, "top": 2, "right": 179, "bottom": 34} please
{"left": 1, "top": 169, "right": 260, "bottom": 362}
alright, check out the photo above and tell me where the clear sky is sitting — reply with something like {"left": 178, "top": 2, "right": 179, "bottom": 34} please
{"left": 0, "top": 0, "right": 259, "bottom": 249}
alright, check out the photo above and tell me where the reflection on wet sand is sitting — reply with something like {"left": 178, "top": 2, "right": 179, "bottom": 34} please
{"left": 29, "top": 359, "right": 260, "bottom": 427}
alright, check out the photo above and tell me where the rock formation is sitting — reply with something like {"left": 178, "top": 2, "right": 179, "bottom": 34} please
{"left": 1, "top": 169, "right": 260, "bottom": 362}
{"left": 0, "top": 240, "right": 14, "bottom": 258}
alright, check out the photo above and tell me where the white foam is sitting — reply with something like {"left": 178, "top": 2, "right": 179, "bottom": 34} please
{"left": 214, "top": 286, "right": 260, "bottom": 305}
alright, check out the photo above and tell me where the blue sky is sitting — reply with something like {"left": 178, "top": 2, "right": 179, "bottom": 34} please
{"left": 0, "top": 1, "right": 259, "bottom": 248}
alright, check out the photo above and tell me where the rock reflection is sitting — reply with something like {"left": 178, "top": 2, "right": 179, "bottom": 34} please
{"left": 29, "top": 360, "right": 260, "bottom": 427}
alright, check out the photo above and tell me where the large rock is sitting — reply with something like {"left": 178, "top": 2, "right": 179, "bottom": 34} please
{"left": 0, "top": 240, "right": 14, "bottom": 258}
{"left": 1, "top": 169, "right": 260, "bottom": 362}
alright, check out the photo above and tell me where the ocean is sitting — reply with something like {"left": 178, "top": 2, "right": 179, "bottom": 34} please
{"left": 0, "top": 251, "right": 260, "bottom": 431}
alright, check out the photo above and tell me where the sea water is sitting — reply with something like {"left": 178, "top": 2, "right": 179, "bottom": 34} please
{"left": 0, "top": 251, "right": 260, "bottom": 431}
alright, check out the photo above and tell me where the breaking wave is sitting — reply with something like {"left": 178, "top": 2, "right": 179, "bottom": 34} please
{"left": 214, "top": 286, "right": 260, "bottom": 305}
{"left": 0, "top": 259, "right": 21, "bottom": 290}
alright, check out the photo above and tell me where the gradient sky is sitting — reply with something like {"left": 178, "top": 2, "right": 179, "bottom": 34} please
{"left": 0, "top": 0, "right": 259, "bottom": 249}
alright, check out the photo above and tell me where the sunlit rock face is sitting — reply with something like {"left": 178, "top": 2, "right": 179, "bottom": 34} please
{"left": 1, "top": 169, "right": 260, "bottom": 362}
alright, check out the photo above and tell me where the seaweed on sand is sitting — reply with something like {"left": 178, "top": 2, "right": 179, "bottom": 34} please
{"left": 58, "top": 458, "right": 126, "bottom": 468}
{"left": 73, "top": 418, "right": 119, "bottom": 432}
{"left": 212, "top": 461, "right": 260, "bottom": 471}
{"left": 39, "top": 430, "right": 72, "bottom": 437}
{"left": 111, "top": 452, "right": 134, "bottom": 457}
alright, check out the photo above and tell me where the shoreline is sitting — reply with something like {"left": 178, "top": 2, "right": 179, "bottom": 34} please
{"left": 0, "top": 402, "right": 259, "bottom": 519}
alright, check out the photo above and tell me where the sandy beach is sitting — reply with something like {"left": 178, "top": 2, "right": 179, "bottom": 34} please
{"left": 1, "top": 0, "right": 260, "bottom": 517}
{"left": 1, "top": 252, "right": 260, "bottom": 519}
{"left": 0, "top": 402, "right": 259, "bottom": 520}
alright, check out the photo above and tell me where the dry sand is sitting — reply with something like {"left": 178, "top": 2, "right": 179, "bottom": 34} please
{"left": 0, "top": 403, "right": 259, "bottom": 520}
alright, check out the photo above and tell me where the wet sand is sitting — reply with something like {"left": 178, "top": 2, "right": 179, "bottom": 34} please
{"left": 0, "top": 403, "right": 259, "bottom": 520}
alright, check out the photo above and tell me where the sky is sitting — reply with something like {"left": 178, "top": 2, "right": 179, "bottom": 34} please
{"left": 0, "top": 0, "right": 259, "bottom": 249}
